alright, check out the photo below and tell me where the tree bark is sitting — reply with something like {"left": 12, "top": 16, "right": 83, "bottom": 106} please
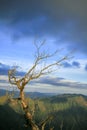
{"left": 18, "top": 85, "right": 40, "bottom": 130}
{"left": 16, "top": 83, "right": 54, "bottom": 130}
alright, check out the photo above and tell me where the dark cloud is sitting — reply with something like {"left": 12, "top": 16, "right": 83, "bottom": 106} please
{"left": 72, "top": 61, "right": 80, "bottom": 68}
{"left": 85, "top": 64, "right": 87, "bottom": 71}
{"left": 0, "top": 62, "right": 25, "bottom": 76}
{"left": 34, "top": 76, "right": 87, "bottom": 89}
{"left": 0, "top": 0, "right": 44, "bottom": 24}
{"left": 0, "top": 0, "right": 87, "bottom": 55}
{"left": 63, "top": 62, "right": 72, "bottom": 68}
{"left": 35, "top": 76, "right": 64, "bottom": 86}
{"left": 63, "top": 61, "right": 80, "bottom": 68}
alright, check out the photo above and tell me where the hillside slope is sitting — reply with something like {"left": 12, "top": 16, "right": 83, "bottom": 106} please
{"left": 0, "top": 94, "right": 87, "bottom": 130}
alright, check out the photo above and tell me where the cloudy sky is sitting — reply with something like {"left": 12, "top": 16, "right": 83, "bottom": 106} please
{"left": 0, "top": 0, "right": 87, "bottom": 95}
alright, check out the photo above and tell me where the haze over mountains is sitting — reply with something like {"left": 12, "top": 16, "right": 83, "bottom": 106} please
{"left": 0, "top": 88, "right": 58, "bottom": 99}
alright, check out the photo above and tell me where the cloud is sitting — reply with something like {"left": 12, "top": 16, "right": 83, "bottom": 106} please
{"left": 0, "top": 62, "right": 11, "bottom": 75}
{"left": 0, "top": 0, "right": 87, "bottom": 55}
{"left": 63, "top": 62, "right": 72, "bottom": 68}
{"left": 0, "top": 62, "right": 10, "bottom": 69}
{"left": 72, "top": 61, "right": 80, "bottom": 68}
{"left": 32, "top": 76, "right": 87, "bottom": 90}
{"left": 85, "top": 64, "right": 87, "bottom": 71}
{"left": 63, "top": 61, "right": 80, "bottom": 68}
{"left": 0, "top": 62, "right": 25, "bottom": 76}
{"left": 0, "top": 79, "right": 7, "bottom": 83}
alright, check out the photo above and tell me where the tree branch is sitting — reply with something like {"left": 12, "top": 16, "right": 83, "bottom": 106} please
{"left": 29, "top": 56, "right": 68, "bottom": 80}
{"left": 39, "top": 116, "right": 54, "bottom": 130}
{"left": 8, "top": 40, "right": 73, "bottom": 130}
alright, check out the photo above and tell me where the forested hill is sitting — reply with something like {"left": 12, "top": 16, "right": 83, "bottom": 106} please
{"left": 0, "top": 94, "right": 87, "bottom": 130}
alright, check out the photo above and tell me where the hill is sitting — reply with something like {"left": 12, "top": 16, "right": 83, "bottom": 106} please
{"left": 0, "top": 94, "right": 87, "bottom": 130}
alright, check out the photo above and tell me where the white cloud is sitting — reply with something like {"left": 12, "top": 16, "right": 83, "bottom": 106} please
{"left": 0, "top": 74, "right": 87, "bottom": 95}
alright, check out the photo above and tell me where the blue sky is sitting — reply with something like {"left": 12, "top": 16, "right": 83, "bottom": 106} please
{"left": 0, "top": 0, "right": 87, "bottom": 95}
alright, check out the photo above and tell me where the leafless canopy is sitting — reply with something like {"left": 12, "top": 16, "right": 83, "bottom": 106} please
{"left": 8, "top": 41, "right": 72, "bottom": 87}
{"left": 8, "top": 41, "right": 73, "bottom": 130}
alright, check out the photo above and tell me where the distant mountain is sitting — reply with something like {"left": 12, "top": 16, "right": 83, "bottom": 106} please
{"left": 26, "top": 91, "right": 56, "bottom": 98}
{"left": 0, "top": 89, "right": 57, "bottom": 98}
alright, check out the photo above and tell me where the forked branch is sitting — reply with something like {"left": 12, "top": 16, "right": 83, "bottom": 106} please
{"left": 8, "top": 41, "right": 73, "bottom": 130}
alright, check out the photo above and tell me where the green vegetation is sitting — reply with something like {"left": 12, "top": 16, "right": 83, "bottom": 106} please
{"left": 0, "top": 94, "right": 87, "bottom": 130}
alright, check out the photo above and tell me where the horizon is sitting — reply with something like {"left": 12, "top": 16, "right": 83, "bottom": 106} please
{"left": 0, "top": 88, "right": 87, "bottom": 97}
{"left": 0, "top": 0, "right": 87, "bottom": 95}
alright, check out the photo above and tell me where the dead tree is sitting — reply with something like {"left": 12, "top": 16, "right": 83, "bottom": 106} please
{"left": 8, "top": 41, "right": 72, "bottom": 130}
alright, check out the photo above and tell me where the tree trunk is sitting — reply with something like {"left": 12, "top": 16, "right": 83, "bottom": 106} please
{"left": 18, "top": 86, "right": 53, "bottom": 130}
{"left": 19, "top": 87, "right": 40, "bottom": 130}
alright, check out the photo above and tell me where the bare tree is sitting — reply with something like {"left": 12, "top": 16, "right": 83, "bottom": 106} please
{"left": 8, "top": 41, "right": 72, "bottom": 130}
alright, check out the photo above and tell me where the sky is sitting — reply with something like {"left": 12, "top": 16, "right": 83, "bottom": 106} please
{"left": 0, "top": 0, "right": 87, "bottom": 95}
